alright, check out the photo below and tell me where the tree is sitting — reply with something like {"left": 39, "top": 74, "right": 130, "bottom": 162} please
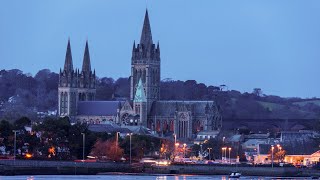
{"left": 159, "top": 139, "right": 174, "bottom": 159}
{"left": 252, "top": 88, "right": 262, "bottom": 97}
{"left": 268, "top": 147, "right": 286, "bottom": 163}
{"left": 90, "top": 138, "right": 124, "bottom": 161}
{"left": 0, "top": 120, "right": 13, "bottom": 145}
{"left": 14, "top": 117, "right": 31, "bottom": 130}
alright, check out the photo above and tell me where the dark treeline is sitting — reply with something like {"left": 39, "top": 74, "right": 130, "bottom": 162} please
{"left": 1, "top": 69, "right": 320, "bottom": 122}
{"left": 0, "top": 116, "right": 164, "bottom": 161}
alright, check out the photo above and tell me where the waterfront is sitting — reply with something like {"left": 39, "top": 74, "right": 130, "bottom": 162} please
{"left": 0, "top": 175, "right": 315, "bottom": 180}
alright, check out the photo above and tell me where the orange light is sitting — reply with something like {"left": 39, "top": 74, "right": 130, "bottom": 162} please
{"left": 175, "top": 143, "right": 179, "bottom": 146}
{"left": 228, "top": 147, "right": 231, "bottom": 151}
{"left": 48, "top": 147, "right": 56, "bottom": 156}
{"left": 25, "top": 153, "right": 32, "bottom": 158}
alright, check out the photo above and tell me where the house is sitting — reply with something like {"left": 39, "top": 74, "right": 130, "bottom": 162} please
{"left": 284, "top": 150, "right": 320, "bottom": 167}
{"left": 194, "top": 130, "right": 220, "bottom": 144}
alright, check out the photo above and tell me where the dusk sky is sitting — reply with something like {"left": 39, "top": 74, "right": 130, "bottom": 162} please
{"left": 1, "top": 1, "right": 320, "bottom": 98}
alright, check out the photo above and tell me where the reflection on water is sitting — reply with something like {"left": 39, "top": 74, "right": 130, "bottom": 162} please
{"left": 0, "top": 175, "right": 313, "bottom": 180}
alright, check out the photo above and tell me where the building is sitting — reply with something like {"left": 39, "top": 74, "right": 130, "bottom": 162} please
{"left": 58, "top": 40, "right": 96, "bottom": 117}
{"left": 58, "top": 10, "right": 222, "bottom": 141}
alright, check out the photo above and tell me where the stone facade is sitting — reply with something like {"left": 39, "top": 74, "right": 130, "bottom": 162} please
{"left": 58, "top": 40, "right": 96, "bottom": 118}
{"left": 58, "top": 9, "right": 222, "bottom": 141}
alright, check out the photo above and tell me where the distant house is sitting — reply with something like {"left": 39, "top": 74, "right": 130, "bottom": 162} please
{"left": 254, "top": 144, "right": 272, "bottom": 164}
{"left": 194, "top": 130, "right": 220, "bottom": 144}
{"left": 242, "top": 133, "right": 274, "bottom": 152}
{"left": 242, "top": 133, "right": 280, "bottom": 163}
{"left": 280, "top": 130, "right": 316, "bottom": 143}
{"left": 284, "top": 150, "right": 320, "bottom": 166}
{"left": 280, "top": 130, "right": 318, "bottom": 158}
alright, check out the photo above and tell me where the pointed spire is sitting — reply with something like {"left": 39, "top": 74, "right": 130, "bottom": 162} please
{"left": 82, "top": 40, "right": 91, "bottom": 73}
{"left": 134, "top": 78, "right": 147, "bottom": 103}
{"left": 133, "top": 40, "right": 136, "bottom": 50}
{"left": 64, "top": 39, "right": 73, "bottom": 72}
{"left": 140, "top": 9, "right": 153, "bottom": 46}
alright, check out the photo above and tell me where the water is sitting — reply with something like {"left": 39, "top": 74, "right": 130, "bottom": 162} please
{"left": 0, "top": 175, "right": 313, "bottom": 180}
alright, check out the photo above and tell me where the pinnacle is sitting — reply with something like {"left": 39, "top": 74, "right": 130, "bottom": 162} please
{"left": 140, "top": 9, "right": 153, "bottom": 46}
{"left": 64, "top": 39, "right": 73, "bottom": 72}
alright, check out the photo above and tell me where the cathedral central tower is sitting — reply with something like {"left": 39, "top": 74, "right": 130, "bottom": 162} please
{"left": 130, "top": 10, "right": 160, "bottom": 118}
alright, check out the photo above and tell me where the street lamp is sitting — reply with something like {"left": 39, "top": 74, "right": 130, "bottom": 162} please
{"left": 228, "top": 147, "right": 231, "bottom": 164}
{"left": 278, "top": 145, "right": 282, "bottom": 163}
{"left": 222, "top": 147, "right": 227, "bottom": 162}
{"left": 207, "top": 148, "right": 212, "bottom": 160}
{"left": 183, "top": 143, "right": 187, "bottom": 158}
{"left": 115, "top": 132, "right": 120, "bottom": 155}
{"left": 81, "top": 133, "right": 85, "bottom": 161}
{"left": 271, "top": 145, "right": 274, "bottom": 168}
{"left": 127, "top": 133, "right": 133, "bottom": 164}
{"left": 221, "top": 147, "right": 224, "bottom": 161}
{"left": 224, "top": 147, "right": 227, "bottom": 162}
{"left": 12, "top": 130, "right": 19, "bottom": 164}
{"left": 173, "top": 134, "right": 177, "bottom": 158}
{"left": 174, "top": 143, "right": 179, "bottom": 161}
{"left": 200, "top": 144, "right": 203, "bottom": 158}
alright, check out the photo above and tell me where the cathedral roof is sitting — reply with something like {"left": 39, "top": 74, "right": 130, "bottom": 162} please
{"left": 150, "top": 101, "right": 215, "bottom": 116}
{"left": 77, "top": 101, "right": 124, "bottom": 116}
{"left": 88, "top": 124, "right": 131, "bottom": 134}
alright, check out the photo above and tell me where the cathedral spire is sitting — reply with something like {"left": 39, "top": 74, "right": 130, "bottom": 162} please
{"left": 64, "top": 39, "right": 73, "bottom": 72}
{"left": 140, "top": 9, "right": 153, "bottom": 46}
{"left": 82, "top": 40, "right": 91, "bottom": 73}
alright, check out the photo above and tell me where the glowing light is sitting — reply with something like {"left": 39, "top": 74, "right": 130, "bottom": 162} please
{"left": 156, "top": 160, "right": 171, "bottom": 166}
{"left": 25, "top": 153, "right": 32, "bottom": 158}
{"left": 48, "top": 147, "right": 56, "bottom": 156}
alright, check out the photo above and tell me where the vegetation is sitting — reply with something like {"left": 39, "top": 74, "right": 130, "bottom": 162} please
{"left": 1, "top": 69, "right": 320, "bottom": 122}
{"left": 0, "top": 116, "right": 165, "bottom": 161}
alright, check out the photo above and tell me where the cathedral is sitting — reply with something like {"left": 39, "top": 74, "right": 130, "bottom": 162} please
{"left": 58, "top": 10, "right": 222, "bottom": 141}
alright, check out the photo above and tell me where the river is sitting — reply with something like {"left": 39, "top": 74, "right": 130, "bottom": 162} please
{"left": 0, "top": 175, "right": 313, "bottom": 180}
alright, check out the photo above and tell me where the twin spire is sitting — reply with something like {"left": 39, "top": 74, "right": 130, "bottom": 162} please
{"left": 64, "top": 9, "right": 155, "bottom": 73}
{"left": 64, "top": 39, "right": 73, "bottom": 72}
{"left": 82, "top": 41, "right": 91, "bottom": 73}
{"left": 63, "top": 39, "right": 92, "bottom": 73}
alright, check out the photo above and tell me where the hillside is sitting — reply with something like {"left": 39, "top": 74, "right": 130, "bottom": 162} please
{"left": 0, "top": 69, "right": 319, "bottom": 122}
